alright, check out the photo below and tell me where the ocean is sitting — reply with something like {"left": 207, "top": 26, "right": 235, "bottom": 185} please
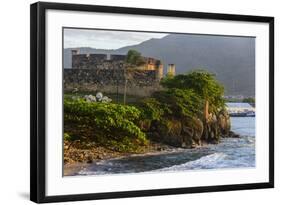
{"left": 77, "top": 117, "right": 255, "bottom": 175}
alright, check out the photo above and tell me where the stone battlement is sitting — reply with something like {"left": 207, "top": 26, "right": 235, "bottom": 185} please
{"left": 72, "top": 51, "right": 163, "bottom": 77}
{"left": 64, "top": 50, "right": 175, "bottom": 96}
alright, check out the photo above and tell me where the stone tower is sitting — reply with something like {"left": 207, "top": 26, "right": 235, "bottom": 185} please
{"left": 71, "top": 49, "right": 79, "bottom": 56}
{"left": 156, "top": 64, "right": 164, "bottom": 80}
{"left": 167, "top": 64, "right": 176, "bottom": 77}
{"left": 153, "top": 60, "right": 164, "bottom": 80}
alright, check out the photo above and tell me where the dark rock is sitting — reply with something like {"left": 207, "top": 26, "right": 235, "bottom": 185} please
{"left": 181, "top": 117, "right": 203, "bottom": 148}
{"left": 229, "top": 131, "right": 240, "bottom": 138}
{"left": 161, "top": 119, "right": 182, "bottom": 147}
{"left": 203, "top": 113, "right": 220, "bottom": 143}
{"left": 86, "top": 158, "right": 93, "bottom": 163}
{"left": 217, "top": 109, "right": 231, "bottom": 137}
{"left": 154, "top": 117, "right": 204, "bottom": 148}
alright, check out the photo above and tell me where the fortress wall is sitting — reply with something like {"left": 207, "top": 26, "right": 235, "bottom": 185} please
{"left": 72, "top": 53, "right": 163, "bottom": 71}
{"left": 110, "top": 54, "right": 126, "bottom": 61}
{"left": 72, "top": 54, "right": 109, "bottom": 69}
{"left": 64, "top": 68, "right": 162, "bottom": 97}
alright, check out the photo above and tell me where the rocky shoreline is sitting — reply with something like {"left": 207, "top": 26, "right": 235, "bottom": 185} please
{"left": 64, "top": 140, "right": 176, "bottom": 165}
{"left": 64, "top": 106, "right": 238, "bottom": 171}
{"left": 64, "top": 141, "right": 178, "bottom": 176}
{"left": 63, "top": 131, "right": 240, "bottom": 176}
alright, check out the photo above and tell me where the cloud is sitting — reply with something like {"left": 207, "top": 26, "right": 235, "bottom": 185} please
{"left": 64, "top": 28, "right": 167, "bottom": 49}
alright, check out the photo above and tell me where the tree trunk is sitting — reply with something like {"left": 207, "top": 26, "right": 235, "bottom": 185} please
{"left": 204, "top": 100, "right": 209, "bottom": 122}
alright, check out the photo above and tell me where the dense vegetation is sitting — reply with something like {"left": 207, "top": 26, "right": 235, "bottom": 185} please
{"left": 64, "top": 70, "right": 228, "bottom": 153}
{"left": 139, "top": 88, "right": 202, "bottom": 120}
{"left": 64, "top": 98, "right": 147, "bottom": 152}
{"left": 161, "top": 70, "right": 225, "bottom": 116}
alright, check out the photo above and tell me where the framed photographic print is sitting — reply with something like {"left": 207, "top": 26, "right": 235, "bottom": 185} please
{"left": 30, "top": 1, "right": 274, "bottom": 203}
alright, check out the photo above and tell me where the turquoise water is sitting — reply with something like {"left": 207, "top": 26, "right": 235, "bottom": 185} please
{"left": 77, "top": 117, "right": 255, "bottom": 175}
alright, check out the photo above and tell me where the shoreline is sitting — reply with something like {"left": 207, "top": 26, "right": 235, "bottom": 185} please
{"left": 64, "top": 142, "right": 176, "bottom": 165}
{"left": 63, "top": 136, "right": 239, "bottom": 176}
{"left": 64, "top": 141, "right": 178, "bottom": 175}
{"left": 64, "top": 145, "right": 186, "bottom": 176}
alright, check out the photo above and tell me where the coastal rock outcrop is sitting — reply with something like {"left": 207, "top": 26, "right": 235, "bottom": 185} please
{"left": 202, "top": 113, "right": 220, "bottom": 144}
{"left": 147, "top": 109, "right": 232, "bottom": 148}
{"left": 157, "top": 119, "right": 182, "bottom": 147}
{"left": 181, "top": 117, "right": 204, "bottom": 148}
{"left": 217, "top": 109, "right": 231, "bottom": 137}
{"left": 150, "top": 117, "right": 203, "bottom": 148}
{"left": 202, "top": 110, "right": 232, "bottom": 143}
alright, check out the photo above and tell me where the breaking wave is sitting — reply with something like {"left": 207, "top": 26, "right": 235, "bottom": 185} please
{"left": 156, "top": 152, "right": 228, "bottom": 171}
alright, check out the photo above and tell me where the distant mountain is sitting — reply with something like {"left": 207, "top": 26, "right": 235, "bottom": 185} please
{"left": 64, "top": 34, "right": 255, "bottom": 96}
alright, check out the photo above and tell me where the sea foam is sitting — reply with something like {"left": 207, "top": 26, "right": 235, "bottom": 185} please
{"left": 155, "top": 152, "right": 228, "bottom": 171}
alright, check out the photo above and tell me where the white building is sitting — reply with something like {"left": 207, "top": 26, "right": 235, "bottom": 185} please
{"left": 226, "top": 102, "right": 255, "bottom": 114}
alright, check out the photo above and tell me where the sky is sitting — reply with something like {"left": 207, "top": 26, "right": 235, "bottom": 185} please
{"left": 64, "top": 28, "right": 168, "bottom": 49}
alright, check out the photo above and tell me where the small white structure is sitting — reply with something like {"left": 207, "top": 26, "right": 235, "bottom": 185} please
{"left": 226, "top": 102, "right": 255, "bottom": 115}
{"left": 96, "top": 92, "right": 103, "bottom": 101}
{"left": 84, "top": 95, "right": 96, "bottom": 102}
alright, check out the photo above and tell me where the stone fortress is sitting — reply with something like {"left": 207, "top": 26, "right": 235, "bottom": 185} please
{"left": 64, "top": 49, "right": 176, "bottom": 96}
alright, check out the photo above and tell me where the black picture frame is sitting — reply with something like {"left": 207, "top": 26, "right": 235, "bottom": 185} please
{"left": 30, "top": 1, "right": 274, "bottom": 203}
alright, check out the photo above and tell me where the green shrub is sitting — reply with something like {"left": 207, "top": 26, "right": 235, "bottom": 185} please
{"left": 161, "top": 70, "right": 225, "bottom": 113}
{"left": 138, "top": 98, "right": 165, "bottom": 121}
{"left": 153, "top": 88, "right": 203, "bottom": 118}
{"left": 64, "top": 98, "right": 148, "bottom": 151}
{"left": 138, "top": 88, "right": 202, "bottom": 120}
